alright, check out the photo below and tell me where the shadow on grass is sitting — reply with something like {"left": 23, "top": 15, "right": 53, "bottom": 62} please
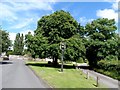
{"left": 26, "top": 62, "right": 75, "bottom": 69}
{"left": 93, "top": 83, "right": 98, "bottom": 87}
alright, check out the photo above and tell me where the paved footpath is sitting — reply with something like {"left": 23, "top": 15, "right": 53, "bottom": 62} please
{"left": 1, "top": 58, "right": 50, "bottom": 88}
{"left": 80, "top": 68, "right": 120, "bottom": 89}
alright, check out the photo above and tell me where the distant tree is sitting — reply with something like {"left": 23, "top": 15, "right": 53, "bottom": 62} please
{"left": 25, "top": 32, "right": 34, "bottom": 57}
{"left": 13, "top": 33, "right": 24, "bottom": 55}
{"left": 0, "top": 29, "right": 11, "bottom": 55}
{"left": 25, "top": 32, "right": 48, "bottom": 58}
{"left": 85, "top": 18, "right": 117, "bottom": 67}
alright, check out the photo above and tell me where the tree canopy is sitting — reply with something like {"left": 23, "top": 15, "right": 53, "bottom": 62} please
{"left": 26, "top": 10, "right": 85, "bottom": 65}
{"left": 85, "top": 18, "right": 118, "bottom": 67}
{"left": 25, "top": 10, "right": 119, "bottom": 67}
{"left": 13, "top": 33, "right": 24, "bottom": 55}
{"left": 0, "top": 29, "right": 11, "bottom": 55}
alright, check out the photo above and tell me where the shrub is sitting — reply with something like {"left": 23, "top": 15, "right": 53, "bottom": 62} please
{"left": 96, "top": 59, "right": 120, "bottom": 80}
{"left": 35, "top": 55, "right": 39, "bottom": 58}
{"left": 105, "top": 55, "right": 118, "bottom": 61}
{"left": 76, "top": 58, "right": 84, "bottom": 63}
{"left": 6, "top": 50, "right": 13, "bottom": 56}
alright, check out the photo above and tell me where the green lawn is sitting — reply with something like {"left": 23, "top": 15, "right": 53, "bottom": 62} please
{"left": 26, "top": 61, "right": 107, "bottom": 88}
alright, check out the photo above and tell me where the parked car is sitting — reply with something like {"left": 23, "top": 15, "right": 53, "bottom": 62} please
{"left": 3, "top": 56, "right": 9, "bottom": 60}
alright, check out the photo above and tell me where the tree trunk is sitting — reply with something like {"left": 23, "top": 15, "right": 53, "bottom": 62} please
{"left": 52, "top": 56, "right": 58, "bottom": 66}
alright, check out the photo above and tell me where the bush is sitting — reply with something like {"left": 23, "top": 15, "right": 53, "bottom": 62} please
{"left": 96, "top": 60, "right": 120, "bottom": 80}
{"left": 76, "top": 58, "right": 84, "bottom": 63}
{"left": 97, "top": 60, "right": 119, "bottom": 71}
{"left": 6, "top": 50, "right": 13, "bottom": 56}
{"left": 35, "top": 55, "right": 39, "bottom": 58}
{"left": 105, "top": 55, "right": 118, "bottom": 61}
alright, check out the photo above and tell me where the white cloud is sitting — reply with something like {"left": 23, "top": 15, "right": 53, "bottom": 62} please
{"left": 96, "top": 0, "right": 119, "bottom": 23}
{"left": 0, "top": 3, "right": 17, "bottom": 21}
{"left": 96, "top": 9, "right": 118, "bottom": 22}
{"left": 8, "top": 2, "right": 53, "bottom": 11}
{"left": 10, "top": 18, "right": 34, "bottom": 29}
{"left": 0, "top": 1, "right": 54, "bottom": 24}
{"left": 79, "top": 17, "right": 94, "bottom": 25}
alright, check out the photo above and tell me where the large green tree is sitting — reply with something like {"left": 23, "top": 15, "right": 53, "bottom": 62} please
{"left": 85, "top": 18, "right": 117, "bottom": 67}
{"left": 34, "top": 10, "right": 80, "bottom": 65}
{"left": 13, "top": 33, "right": 24, "bottom": 55}
{"left": 0, "top": 29, "right": 11, "bottom": 55}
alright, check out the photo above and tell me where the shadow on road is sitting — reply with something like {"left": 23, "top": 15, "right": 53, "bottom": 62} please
{"left": 26, "top": 62, "right": 75, "bottom": 69}
{"left": 0, "top": 61, "right": 13, "bottom": 65}
{"left": 77, "top": 66, "right": 93, "bottom": 70}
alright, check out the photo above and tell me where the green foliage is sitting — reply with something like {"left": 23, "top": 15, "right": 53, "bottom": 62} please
{"left": 25, "top": 32, "right": 48, "bottom": 58}
{"left": 25, "top": 10, "right": 119, "bottom": 71}
{"left": 13, "top": 33, "right": 24, "bottom": 55}
{"left": 36, "top": 10, "right": 78, "bottom": 41}
{"left": 30, "top": 10, "right": 81, "bottom": 65}
{"left": 76, "top": 58, "right": 84, "bottom": 63}
{"left": 6, "top": 50, "right": 13, "bottom": 56}
{"left": 0, "top": 29, "right": 11, "bottom": 54}
{"left": 96, "top": 60, "right": 120, "bottom": 80}
{"left": 86, "top": 18, "right": 117, "bottom": 41}
{"left": 25, "top": 32, "right": 35, "bottom": 57}
{"left": 85, "top": 18, "right": 118, "bottom": 67}
{"left": 105, "top": 55, "right": 118, "bottom": 61}
{"left": 64, "top": 34, "right": 86, "bottom": 62}
{"left": 35, "top": 55, "right": 39, "bottom": 58}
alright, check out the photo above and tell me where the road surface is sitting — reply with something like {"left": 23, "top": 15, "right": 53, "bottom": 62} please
{"left": 0, "top": 60, "right": 2, "bottom": 90}
{"left": 1, "top": 58, "right": 50, "bottom": 88}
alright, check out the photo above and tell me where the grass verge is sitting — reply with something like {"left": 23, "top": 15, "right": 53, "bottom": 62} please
{"left": 26, "top": 61, "right": 107, "bottom": 88}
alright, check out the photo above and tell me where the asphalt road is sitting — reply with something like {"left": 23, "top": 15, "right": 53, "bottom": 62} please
{"left": 0, "top": 62, "right": 2, "bottom": 90}
{"left": 1, "top": 58, "right": 50, "bottom": 88}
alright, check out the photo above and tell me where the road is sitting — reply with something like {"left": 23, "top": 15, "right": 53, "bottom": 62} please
{"left": 0, "top": 60, "right": 2, "bottom": 90}
{"left": 1, "top": 58, "right": 50, "bottom": 88}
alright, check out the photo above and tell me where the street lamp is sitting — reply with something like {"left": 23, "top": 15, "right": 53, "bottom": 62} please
{"left": 60, "top": 41, "right": 66, "bottom": 72}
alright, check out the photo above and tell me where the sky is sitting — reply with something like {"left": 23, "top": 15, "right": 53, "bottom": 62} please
{"left": 0, "top": 0, "right": 119, "bottom": 43}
